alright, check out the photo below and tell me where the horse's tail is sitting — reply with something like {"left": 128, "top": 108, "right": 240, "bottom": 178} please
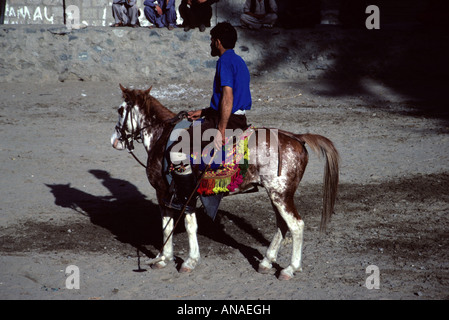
{"left": 296, "top": 133, "right": 340, "bottom": 232}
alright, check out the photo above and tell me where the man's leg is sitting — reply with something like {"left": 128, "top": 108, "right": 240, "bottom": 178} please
{"left": 112, "top": 4, "right": 126, "bottom": 25}
{"left": 179, "top": 0, "right": 192, "bottom": 29}
{"left": 196, "top": 3, "right": 212, "bottom": 27}
{"left": 165, "top": 151, "right": 197, "bottom": 213}
{"left": 144, "top": 6, "right": 163, "bottom": 27}
{"left": 127, "top": 4, "right": 139, "bottom": 26}
{"left": 165, "top": 4, "right": 178, "bottom": 28}
{"left": 164, "top": 114, "right": 222, "bottom": 212}
{"left": 240, "top": 13, "right": 262, "bottom": 29}
{"left": 261, "top": 13, "right": 278, "bottom": 27}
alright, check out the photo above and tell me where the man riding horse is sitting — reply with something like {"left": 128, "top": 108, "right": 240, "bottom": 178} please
{"left": 111, "top": 23, "right": 339, "bottom": 280}
{"left": 165, "top": 22, "right": 252, "bottom": 214}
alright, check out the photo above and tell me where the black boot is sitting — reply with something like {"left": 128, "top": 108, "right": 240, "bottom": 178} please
{"left": 164, "top": 172, "right": 197, "bottom": 214}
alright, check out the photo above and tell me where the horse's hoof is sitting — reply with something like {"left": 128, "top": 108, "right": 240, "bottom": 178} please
{"left": 278, "top": 272, "right": 293, "bottom": 281}
{"left": 179, "top": 258, "right": 198, "bottom": 273}
{"left": 279, "top": 269, "right": 294, "bottom": 281}
{"left": 179, "top": 266, "right": 193, "bottom": 273}
{"left": 258, "top": 265, "right": 272, "bottom": 274}
{"left": 150, "top": 262, "right": 166, "bottom": 270}
{"left": 147, "top": 255, "right": 167, "bottom": 269}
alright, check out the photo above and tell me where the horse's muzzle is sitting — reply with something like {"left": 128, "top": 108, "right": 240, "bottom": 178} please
{"left": 111, "top": 131, "right": 125, "bottom": 150}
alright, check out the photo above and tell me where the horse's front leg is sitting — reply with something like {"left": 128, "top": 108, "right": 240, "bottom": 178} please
{"left": 151, "top": 211, "right": 174, "bottom": 269}
{"left": 180, "top": 212, "right": 200, "bottom": 273}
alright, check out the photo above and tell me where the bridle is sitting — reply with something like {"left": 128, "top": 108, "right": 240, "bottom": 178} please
{"left": 115, "top": 103, "right": 191, "bottom": 169}
{"left": 115, "top": 104, "right": 148, "bottom": 168}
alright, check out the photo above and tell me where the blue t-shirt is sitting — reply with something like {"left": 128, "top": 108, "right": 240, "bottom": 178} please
{"left": 210, "top": 49, "right": 251, "bottom": 113}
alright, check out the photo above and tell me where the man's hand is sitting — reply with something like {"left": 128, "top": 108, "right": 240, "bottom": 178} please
{"left": 188, "top": 109, "right": 202, "bottom": 120}
{"left": 214, "top": 128, "right": 225, "bottom": 151}
{"left": 155, "top": 5, "right": 163, "bottom": 15}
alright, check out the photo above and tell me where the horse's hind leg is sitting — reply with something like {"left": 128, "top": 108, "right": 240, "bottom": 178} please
{"left": 258, "top": 209, "right": 288, "bottom": 274}
{"left": 279, "top": 212, "right": 304, "bottom": 280}
{"left": 266, "top": 194, "right": 304, "bottom": 280}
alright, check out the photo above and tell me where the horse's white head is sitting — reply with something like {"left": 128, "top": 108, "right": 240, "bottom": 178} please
{"left": 110, "top": 84, "right": 152, "bottom": 150}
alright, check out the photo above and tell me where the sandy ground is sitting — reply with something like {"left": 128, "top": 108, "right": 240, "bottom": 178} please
{"left": 0, "top": 78, "right": 448, "bottom": 301}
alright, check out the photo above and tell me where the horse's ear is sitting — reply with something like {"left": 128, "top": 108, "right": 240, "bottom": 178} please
{"left": 145, "top": 86, "right": 152, "bottom": 95}
{"left": 119, "top": 83, "right": 127, "bottom": 93}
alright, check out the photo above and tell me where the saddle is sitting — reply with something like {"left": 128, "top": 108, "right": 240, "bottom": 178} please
{"left": 165, "top": 119, "right": 254, "bottom": 192}
{"left": 163, "top": 115, "right": 255, "bottom": 219}
{"left": 192, "top": 127, "right": 253, "bottom": 196}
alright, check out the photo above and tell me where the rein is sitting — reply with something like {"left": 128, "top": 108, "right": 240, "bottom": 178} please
{"left": 116, "top": 108, "right": 190, "bottom": 169}
{"left": 128, "top": 150, "right": 148, "bottom": 169}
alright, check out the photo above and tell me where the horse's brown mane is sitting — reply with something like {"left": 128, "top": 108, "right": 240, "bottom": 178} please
{"left": 124, "top": 86, "right": 176, "bottom": 122}
{"left": 144, "top": 94, "right": 176, "bottom": 122}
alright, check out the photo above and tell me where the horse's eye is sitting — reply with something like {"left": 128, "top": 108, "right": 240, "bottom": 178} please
{"left": 118, "top": 106, "right": 124, "bottom": 117}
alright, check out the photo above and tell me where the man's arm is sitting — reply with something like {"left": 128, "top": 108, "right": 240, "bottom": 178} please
{"left": 143, "top": 0, "right": 156, "bottom": 7}
{"left": 215, "top": 86, "right": 233, "bottom": 150}
{"left": 243, "top": 0, "right": 251, "bottom": 13}
{"left": 269, "top": 0, "right": 278, "bottom": 13}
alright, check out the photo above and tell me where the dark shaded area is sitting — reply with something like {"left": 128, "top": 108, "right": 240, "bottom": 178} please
{"left": 251, "top": 1, "right": 449, "bottom": 121}
{"left": 277, "top": 0, "right": 321, "bottom": 29}
{"left": 275, "top": 0, "right": 447, "bottom": 28}
{"left": 0, "top": 169, "right": 268, "bottom": 271}
{"left": 319, "top": 26, "right": 449, "bottom": 119}
{"left": 45, "top": 170, "right": 163, "bottom": 259}
{"left": 0, "top": 0, "right": 6, "bottom": 25}
{"left": 198, "top": 210, "right": 267, "bottom": 271}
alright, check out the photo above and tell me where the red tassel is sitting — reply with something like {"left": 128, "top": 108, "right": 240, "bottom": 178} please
{"left": 227, "top": 168, "right": 243, "bottom": 192}
{"left": 197, "top": 179, "right": 215, "bottom": 195}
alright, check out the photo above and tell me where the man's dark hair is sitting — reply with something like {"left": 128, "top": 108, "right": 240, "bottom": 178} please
{"left": 210, "top": 22, "right": 237, "bottom": 49}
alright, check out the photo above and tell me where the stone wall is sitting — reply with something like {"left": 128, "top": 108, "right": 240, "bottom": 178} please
{"left": 2, "top": 22, "right": 445, "bottom": 85}
{"left": 1, "top": 24, "right": 339, "bottom": 83}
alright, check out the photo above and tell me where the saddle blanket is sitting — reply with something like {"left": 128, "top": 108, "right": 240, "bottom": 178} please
{"left": 191, "top": 126, "right": 253, "bottom": 195}
{"left": 164, "top": 119, "right": 254, "bottom": 220}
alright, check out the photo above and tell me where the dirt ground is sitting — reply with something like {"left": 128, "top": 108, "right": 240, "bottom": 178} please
{"left": 0, "top": 78, "right": 448, "bottom": 301}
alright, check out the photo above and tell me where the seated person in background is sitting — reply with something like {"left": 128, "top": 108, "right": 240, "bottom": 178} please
{"left": 144, "top": 0, "right": 177, "bottom": 30}
{"left": 112, "top": 0, "right": 140, "bottom": 27}
{"left": 179, "top": 0, "right": 219, "bottom": 32}
{"left": 240, "top": 0, "right": 278, "bottom": 29}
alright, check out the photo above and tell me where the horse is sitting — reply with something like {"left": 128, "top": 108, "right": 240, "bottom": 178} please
{"left": 110, "top": 84, "right": 340, "bottom": 280}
